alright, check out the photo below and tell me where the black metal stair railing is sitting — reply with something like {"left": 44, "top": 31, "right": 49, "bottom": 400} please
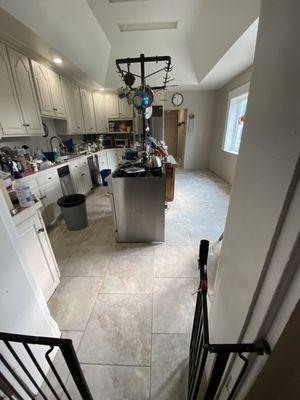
{"left": 188, "top": 240, "right": 271, "bottom": 400}
{"left": 0, "top": 331, "right": 93, "bottom": 400}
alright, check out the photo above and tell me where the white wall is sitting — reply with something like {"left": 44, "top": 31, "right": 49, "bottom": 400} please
{"left": 207, "top": 0, "right": 300, "bottom": 397}
{"left": 208, "top": 67, "right": 252, "bottom": 184}
{"left": 0, "top": 191, "right": 60, "bottom": 395}
{"left": 164, "top": 90, "right": 215, "bottom": 169}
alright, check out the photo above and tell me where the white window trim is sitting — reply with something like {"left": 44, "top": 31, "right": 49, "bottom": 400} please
{"left": 222, "top": 82, "right": 250, "bottom": 155}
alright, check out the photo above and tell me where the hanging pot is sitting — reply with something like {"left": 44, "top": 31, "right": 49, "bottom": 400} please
{"left": 144, "top": 85, "right": 154, "bottom": 106}
{"left": 133, "top": 88, "right": 149, "bottom": 110}
{"left": 124, "top": 72, "right": 135, "bottom": 87}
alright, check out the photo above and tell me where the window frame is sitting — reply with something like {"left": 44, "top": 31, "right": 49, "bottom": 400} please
{"left": 222, "top": 82, "right": 250, "bottom": 155}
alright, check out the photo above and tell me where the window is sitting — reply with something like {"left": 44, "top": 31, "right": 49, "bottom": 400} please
{"left": 223, "top": 83, "right": 249, "bottom": 154}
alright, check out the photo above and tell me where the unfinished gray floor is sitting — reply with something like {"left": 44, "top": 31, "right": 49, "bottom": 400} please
{"left": 47, "top": 169, "right": 230, "bottom": 400}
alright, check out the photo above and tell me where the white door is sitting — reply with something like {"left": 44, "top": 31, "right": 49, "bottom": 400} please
{"left": 61, "top": 77, "right": 84, "bottom": 133}
{"left": 118, "top": 98, "right": 132, "bottom": 119}
{"left": 105, "top": 93, "right": 119, "bottom": 119}
{"left": 164, "top": 110, "right": 178, "bottom": 156}
{"left": 31, "top": 60, "right": 54, "bottom": 118}
{"left": 93, "top": 92, "right": 107, "bottom": 132}
{"left": 0, "top": 43, "right": 27, "bottom": 136}
{"left": 47, "top": 69, "right": 66, "bottom": 119}
{"left": 81, "top": 89, "right": 96, "bottom": 133}
{"left": 17, "top": 213, "right": 60, "bottom": 301}
{"left": 39, "top": 180, "right": 62, "bottom": 226}
{"left": 7, "top": 47, "right": 43, "bottom": 135}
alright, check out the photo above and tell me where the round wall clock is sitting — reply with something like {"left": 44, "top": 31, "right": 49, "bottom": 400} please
{"left": 172, "top": 93, "right": 184, "bottom": 107}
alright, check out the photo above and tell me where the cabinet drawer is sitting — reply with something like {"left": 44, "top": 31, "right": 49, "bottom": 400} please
{"left": 36, "top": 169, "right": 59, "bottom": 186}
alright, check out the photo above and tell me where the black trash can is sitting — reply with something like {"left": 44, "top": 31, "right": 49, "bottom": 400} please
{"left": 57, "top": 194, "right": 88, "bottom": 231}
{"left": 100, "top": 169, "right": 111, "bottom": 186}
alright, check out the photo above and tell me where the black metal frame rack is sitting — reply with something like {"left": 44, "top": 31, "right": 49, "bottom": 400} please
{"left": 0, "top": 331, "right": 93, "bottom": 400}
{"left": 188, "top": 240, "right": 271, "bottom": 400}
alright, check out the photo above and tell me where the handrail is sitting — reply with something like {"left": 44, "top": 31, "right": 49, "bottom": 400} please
{"left": 0, "top": 331, "right": 93, "bottom": 400}
{"left": 188, "top": 240, "right": 271, "bottom": 400}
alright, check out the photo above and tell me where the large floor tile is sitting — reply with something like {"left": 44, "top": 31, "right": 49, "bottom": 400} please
{"left": 61, "top": 244, "right": 114, "bottom": 277}
{"left": 153, "top": 278, "right": 198, "bottom": 334}
{"left": 151, "top": 334, "right": 190, "bottom": 400}
{"left": 77, "top": 294, "right": 152, "bottom": 366}
{"left": 154, "top": 245, "right": 198, "bottom": 278}
{"left": 48, "top": 277, "right": 102, "bottom": 331}
{"left": 64, "top": 364, "right": 150, "bottom": 400}
{"left": 101, "top": 255, "right": 153, "bottom": 294}
{"left": 112, "top": 242, "right": 157, "bottom": 257}
{"left": 88, "top": 222, "right": 116, "bottom": 244}
{"left": 164, "top": 222, "right": 192, "bottom": 245}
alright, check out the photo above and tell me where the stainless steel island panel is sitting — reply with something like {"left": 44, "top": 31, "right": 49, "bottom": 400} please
{"left": 109, "top": 176, "right": 166, "bottom": 242}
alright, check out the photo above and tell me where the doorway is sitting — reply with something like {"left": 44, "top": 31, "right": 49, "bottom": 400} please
{"left": 164, "top": 110, "right": 178, "bottom": 157}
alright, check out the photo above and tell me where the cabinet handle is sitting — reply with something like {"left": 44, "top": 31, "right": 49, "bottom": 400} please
{"left": 23, "top": 123, "right": 30, "bottom": 127}
{"left": 81, "top": 173, "right": 85, "bottom": 176}
{"left": 53, "top": 108, "right": 58, "bottom": 111}
{"left": 38, "top": 228, "right": 45, "bottom": 233}
{"left": 77, "top": 126, "right": 81, "bottom": 129}
{"left": 40, "top": 195, "right": 47, "bottom": 200}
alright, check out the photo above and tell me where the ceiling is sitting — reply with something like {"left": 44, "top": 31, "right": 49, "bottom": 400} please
{"left": 0, "top": 0, "right": 261, "bottom": 90}
{"left": 87, "top": 0, "right": 205, "bottom": 45}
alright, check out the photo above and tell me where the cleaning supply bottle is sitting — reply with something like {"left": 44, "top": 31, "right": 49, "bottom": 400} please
{"left": 13, "top": 164, "right": 34, "bottom": 208}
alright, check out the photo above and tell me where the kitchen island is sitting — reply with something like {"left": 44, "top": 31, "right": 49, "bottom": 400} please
{"left": 108, "top": 173, "right": 166, "bottom": 242}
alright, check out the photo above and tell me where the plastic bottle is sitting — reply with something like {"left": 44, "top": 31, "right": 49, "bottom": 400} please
{"left": 13, "top": 165, "right": 34, "bottom": 208}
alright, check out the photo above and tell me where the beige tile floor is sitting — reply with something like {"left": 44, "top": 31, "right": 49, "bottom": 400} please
{"left": 47, "top": 169, "right": 230, "bottom": 400}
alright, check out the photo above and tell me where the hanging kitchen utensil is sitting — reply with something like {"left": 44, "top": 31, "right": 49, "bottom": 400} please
{"left": 144, "top": 85, "right": 154, "bottom": 106}
{"left": 145, "top": 106, "right": 153, "bottom": 119}
{"left": 124, "top": 71, "right": 135, "bottom": 87}
{"left": 133, "top": 87, "right": 149, "bottom": 110}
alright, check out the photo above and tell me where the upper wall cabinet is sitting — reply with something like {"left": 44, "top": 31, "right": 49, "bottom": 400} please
{"left": 0, "top": 42, "right": 27, "bottom": 137}
{"left": 31, "top": 60, "right": 66, "bottom": 119}
{"left": 57, "top": 77, "right": 84, "bottom": 135}
{"left": 80, "top": 88, "right": 96, "bottom": 134}
{"left": 105, "top": 93, "right": 133, "bottom": 120}
{"left": 7, "top": 47, "right": 43, "bottom": 136}
{"left": 93, "top": 92, "right": 108, "bottom": 132}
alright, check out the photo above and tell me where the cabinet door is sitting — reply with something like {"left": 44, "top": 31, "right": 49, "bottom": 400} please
{"left": 106, "top": 150, "right": 119, "bottom": 172}
{"left": 93, "top": 92, "right": 107, "bottom": 132}
{"left": 97, "top": 150, "right": 108, "bottom": 171}
{"left": 7, "top": 47, "right": 43, "bottom": 135}
{"left": 31, "top": 60, "right": 54, "bottom": 117}
{"left": 17, "top": 213, "right": 60, "bottom": 301}
{"left": 105, "top": 93, "right": 119, "bottom": 119}
{"left": 80, "top": 158, "right": 92, "bottom": 194}
{"left": 61, "top": 77, "right": 84, "bottom": 133}
{"left": 118, "top": 97, "right": 132, "bottom": 119}
{"left": 47, "top": 69, "right": 66, "bottom": 119}
{"left": 69, "top": 162, "right": 83, "bottom": 193}
{"left": 0, "top": 43, "right": 27, "bottom": 136}
{"left": 81, "top": 89, "right": 96, "bottom": 133}
{"left": 39, "top": 179, "right": 62, "bottom": 226}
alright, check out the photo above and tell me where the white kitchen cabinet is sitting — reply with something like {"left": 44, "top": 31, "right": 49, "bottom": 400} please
{"left": 58, "top": 77, "right": 84, "bottom": 134}
{"left": 105, "top": 93, "right": 119, "bottom": 119}
{"left": 39, "top": 178, "right": 62, "bottom": 226}
{"left": 69, "top": 158, "right": 92, "bottom": 195}
{"left": 81, "top": 88, "right": 96, "bottom": 133}
{"left": 16, "top": 208, "right": 60, "bottom": 301}
{"left": 105, "top": 93, "right": 133, "bottom": 120}
{"left": 97, "top": 150, "right": 109, "bottom": 171}
{"left": 47, "top": 68, "right": 66, "bottom": 119}
{"left": 0, "top": 43, "right": 27, "bottom": 137}
{"left": 106, "top": 150, "right": 119, "bottom": 172}
{"left": 7, "top": 47, "right": 43, "bottom": 135}
{"left": 80, "top": 158, "right": 92, "bottom": 195}
{"left": 118, "top": 97, "right": 133, "bottom": 118}
{"left": 93, "top": 92, "right": 107, "bottom": 132}
{"left": 31, "top": 61, "right": 66, "bottom": 119}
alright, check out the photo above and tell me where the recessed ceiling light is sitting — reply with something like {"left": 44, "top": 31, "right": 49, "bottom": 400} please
{"left": 53, "top": 57, "right": 63, "bottom": 64}
{"left": 100, "top": 88, "right": 105, "bottom": 91}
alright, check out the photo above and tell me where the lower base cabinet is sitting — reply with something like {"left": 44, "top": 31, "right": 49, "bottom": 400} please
{"left": 15, "top": 206, "right": 60, "bottom": 301}
{"left": 39, "top": 178, "right": 63, "bottom": 226}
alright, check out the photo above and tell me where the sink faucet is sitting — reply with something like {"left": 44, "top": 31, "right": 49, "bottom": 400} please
{"left": 50, "top": 136, "right": 67, "bottom": 153}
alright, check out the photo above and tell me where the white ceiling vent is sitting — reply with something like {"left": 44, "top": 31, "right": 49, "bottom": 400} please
{"left": 118, "top": 21, "right": 178, "bottom": 32}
